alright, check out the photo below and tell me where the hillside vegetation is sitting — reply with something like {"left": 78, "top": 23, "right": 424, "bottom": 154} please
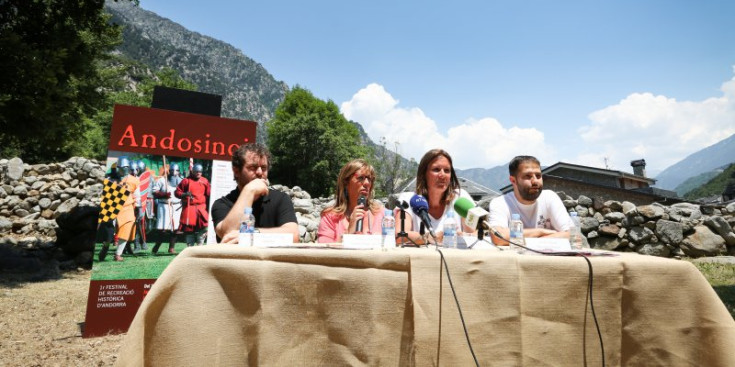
{"left": 684, "top": 163, "right": 735, "bottom": 200}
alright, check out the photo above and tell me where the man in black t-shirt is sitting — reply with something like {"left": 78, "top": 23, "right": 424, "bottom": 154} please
{"left": 211, "top": 143, "right": 299, "bottom": 243}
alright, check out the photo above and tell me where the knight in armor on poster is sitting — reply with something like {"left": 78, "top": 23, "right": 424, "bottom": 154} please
{"left": 175, "top": 163, "right": 211, "bottom": 246}
{"left": 151, "top": 162, "right": 183, "bottom": 254}
{"left": 112, "top": 157, "right": 141, "bottom": 261}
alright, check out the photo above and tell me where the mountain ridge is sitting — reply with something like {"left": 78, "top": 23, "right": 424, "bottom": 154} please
{"left": 655, "top": 133, "right": 735, "bottom": 190}
{"left": 105, "top": 0, "right": 288, "bottom": 143}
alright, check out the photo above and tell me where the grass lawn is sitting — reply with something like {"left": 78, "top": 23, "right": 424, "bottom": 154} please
{"left": 688, "top": 258, "right": 735, "bottom": 319}
{"left": 91, "top": 241, "right": 192, "bottom": 280}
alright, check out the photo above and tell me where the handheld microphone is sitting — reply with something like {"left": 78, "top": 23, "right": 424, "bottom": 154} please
{"left": 355, "top": 195, "right": 366, "bottom": 233}
{"left": 453, "top": 197, "right": 491, "bottom": 231}
{"left": 409, "top": 194, "right": 435, "bottom": 236}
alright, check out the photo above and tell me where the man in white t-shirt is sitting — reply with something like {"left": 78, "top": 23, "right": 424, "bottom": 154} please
{"left": 488, "top": 155, "right": 573, "bottom": 246}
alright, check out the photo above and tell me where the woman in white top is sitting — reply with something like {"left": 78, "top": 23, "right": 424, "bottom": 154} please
{"left": 396, "top": 149, "right": 474, "bottom": 245}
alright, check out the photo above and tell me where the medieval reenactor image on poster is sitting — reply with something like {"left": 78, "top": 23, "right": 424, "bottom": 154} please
{"left": 150, "top": 159, "right": 183, "bottom": 254}
{"left": 175, "top": 160, "right": 211, "bottom": 246}
{"left": 111, "top": 156, "right": 140, "bottom": 262}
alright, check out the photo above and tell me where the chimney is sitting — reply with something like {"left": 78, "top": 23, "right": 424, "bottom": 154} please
{"left": 631, "top": 159, "right": 646, "bottom": 177}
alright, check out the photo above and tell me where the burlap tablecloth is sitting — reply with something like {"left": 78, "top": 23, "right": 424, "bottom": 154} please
{"left": 116, "top": 245, "right": 735, "bottom": 366}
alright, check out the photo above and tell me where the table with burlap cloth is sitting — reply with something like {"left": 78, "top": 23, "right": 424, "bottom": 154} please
{"left": 116, "top": 245, "right": 735, "bottom": 366}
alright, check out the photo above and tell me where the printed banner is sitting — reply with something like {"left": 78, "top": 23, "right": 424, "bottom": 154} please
{"left": 83, "top": 103, "right": 255, "bottom": 338}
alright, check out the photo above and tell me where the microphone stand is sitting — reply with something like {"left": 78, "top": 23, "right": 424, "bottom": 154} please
{"left": 466, "top": 221, "right": 502, "bottom": 250}
{"left": 419, "top": 222, "right": 440, "bottom": 249}
{"left": 396, "top": 207, "right": 416, "bottom": 247}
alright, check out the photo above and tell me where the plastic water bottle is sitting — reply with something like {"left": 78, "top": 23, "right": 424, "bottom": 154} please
{"left": 509, "top": 213, "right": 524, "bottom": 252}
{"left": 239, "top": 207, "right": 255, "bottom": 246}
{"left": 442, "top": 210, "right": 458, "bottom": 248}
{"left": 382, "top": 209, "right": 396, "bottom": 250}
{"left": 569, "top": 212, "right": 585, "bottom": 249}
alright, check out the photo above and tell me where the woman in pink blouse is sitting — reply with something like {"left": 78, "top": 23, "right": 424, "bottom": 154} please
{"left": 317, "top": 159, "right": 385, "bottom": 243}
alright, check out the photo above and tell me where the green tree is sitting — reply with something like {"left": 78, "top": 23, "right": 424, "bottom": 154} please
{"left": 370, "top": 137, "right": 416, "bottom": 198}
{"left": 0, "top": 0, "right": 136, "bottom": 162}
{"left": 266, "top": 86, "right": 368, "bottom": 197}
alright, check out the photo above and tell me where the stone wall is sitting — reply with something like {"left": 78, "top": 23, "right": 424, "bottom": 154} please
{"left": 0, "top": 157, "right": 106, "bottom": 276}
{"left": 1, "top": 157, "right": 734, "bottom": 277}
{"left": 554, "top": 191, "right": 735, "bottom": 257}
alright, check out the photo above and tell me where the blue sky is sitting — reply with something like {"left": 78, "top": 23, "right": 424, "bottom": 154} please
{"left": 139, "top": 0, "right": 735, "bottom": 177}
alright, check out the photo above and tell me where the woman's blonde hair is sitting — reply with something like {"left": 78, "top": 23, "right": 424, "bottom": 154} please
{"left": 322, "top": 159, "right": 381, "bottom": 215}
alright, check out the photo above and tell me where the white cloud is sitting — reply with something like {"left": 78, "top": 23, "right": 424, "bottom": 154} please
{"left": 577, "top": 70, "right": 735, "bottom": 172}
{"left": 341, "top": 69, "right": 735, "bottom": 173}
{"left": 340, "top": 83, "right": 553, "bottom": 169}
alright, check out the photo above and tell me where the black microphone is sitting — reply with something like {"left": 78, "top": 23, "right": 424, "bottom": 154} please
{"left": 398, "top": 200, "right": 409, "bottom": 210}
{"left": 409, "top": 194, "right": 436, "bottom": 237}
{"left": 355, "top": 195, "right": 366, "bottom": 233}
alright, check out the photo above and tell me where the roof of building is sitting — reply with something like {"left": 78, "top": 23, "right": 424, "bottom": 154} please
{"left": 499, "top": 161, "right": 657, "bottom": 193}
{"left": 543, "top": 161, "right": 657, "bottom": 185}
{"left": 499, "top": 174, "right": 686, "bottom": 204}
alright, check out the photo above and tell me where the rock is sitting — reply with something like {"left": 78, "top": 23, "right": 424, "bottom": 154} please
{"left": 605, "top": 200, "right": 622, "bottom": 211}
{"left": 12, "top": 185, "right": 28, "bottom": 197}
{"left": 563, "top": 199, "right": 576, "bottom": 208}
{"left": 574, "top": 206, "right": 589, "bottom": 217}
{"left": 656, "top": 220, "right": 684, "bottom": 245}
{"left": 590, "top": 236, "right": 623, "bottom": 251}
{"left": 0, "top": 217, "right": 11, "bottom": 232}
{"left": 54, "top": 197, "right": 80, "bottom": 218}
{"left": 703, "top": 216, "right": 735, "bottom": 247}
{"left": 680, "top": 225, "right": 727, "bottom": 257}
{"left": 577, "top": 195, "right": 593, "bottom": 207}
{"left": 599, "top": 224, "right": 620, "bottom": 237}
{"left": 580, "top": 217, "right": 599, "bottom": 233}
{"left": 642, "top": 221, "right": 656, "bottom": 231}
{"left": 39, "top": 197, "right": 52, "bottom": 209}
{"left": 14, "top": 208, "right": 30, "bottom": 217}
{"left": 292, "top": 198, "right": 314, "bottom": 214}
{"left": 593, "top": 212, "right": 604, "bottom": 222}
{"left": 622, "top": 201, "right": 637, "bottom": 215}
{"left": 604, "top": 212, "right": 625, "bottom": 223}
{"left": 297, "top": 216, "right": 319, "bottom": 232}
{"left": 31, "top": 180, "right": 45, "bottom": 190}
{"left": 592, "top": 197, "right": 605, "bottom": 211}
{"left": 670, "top": 203, "right": 703, "bottom": 221}
{"left": 636, "top": 243, "right": 671, "bottom": 257}
{"left": 700, "top": 205, "right": 716, "bottom": 215}
{"left": 629, "top": 215, "right": 646, "bottom": 226}
{"left": 23, "top": 175, "right": 38, "bottom": 185}
{"left": 628, "top": 226, "right": 654, "bottom": 244}
{"left": 6, "top": 157, "right": 24, "bottom": 181}
{"left": 33, "top": 164, "right": 50, "bottom": 175}
{"left": 638, "top": 205, "right": 665, "bottom": 220}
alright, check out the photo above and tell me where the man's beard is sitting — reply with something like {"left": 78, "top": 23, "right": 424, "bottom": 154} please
{"left": 519, "top": 185, "right": 542, "bottom": 202}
